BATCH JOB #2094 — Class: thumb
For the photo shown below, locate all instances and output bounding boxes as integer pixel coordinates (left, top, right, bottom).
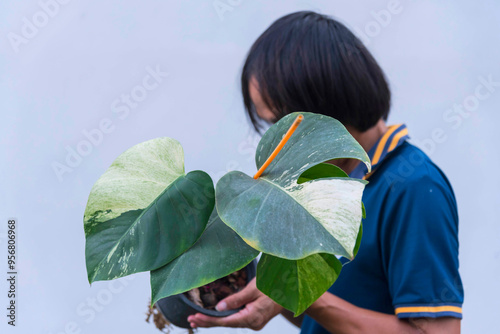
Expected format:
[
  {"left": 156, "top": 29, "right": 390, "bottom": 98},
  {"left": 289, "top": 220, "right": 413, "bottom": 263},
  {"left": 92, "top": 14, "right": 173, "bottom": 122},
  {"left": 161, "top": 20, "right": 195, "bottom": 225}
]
[{"left": 216, "top": 277, "right": 257, "bottom": 311}]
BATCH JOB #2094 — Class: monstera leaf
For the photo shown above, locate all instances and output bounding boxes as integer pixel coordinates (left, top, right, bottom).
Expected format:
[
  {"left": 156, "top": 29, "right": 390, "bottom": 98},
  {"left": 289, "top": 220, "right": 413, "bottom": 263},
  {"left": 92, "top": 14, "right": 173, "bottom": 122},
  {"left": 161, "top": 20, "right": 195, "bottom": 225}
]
[
  {"left": 255, "top": 164, "right": 365, "bottom": 315},
  {"left": 216, "top": 112, "right": 370, "bottom": 260},
  {"left": 84, "top": 138, "right": 215, "bottom": 283},
  {"left": 150, "top": 211, "right": 259, "bottom": 305},
  {"left": 216, "top": 112, "right": 370, "bottom": 315}
]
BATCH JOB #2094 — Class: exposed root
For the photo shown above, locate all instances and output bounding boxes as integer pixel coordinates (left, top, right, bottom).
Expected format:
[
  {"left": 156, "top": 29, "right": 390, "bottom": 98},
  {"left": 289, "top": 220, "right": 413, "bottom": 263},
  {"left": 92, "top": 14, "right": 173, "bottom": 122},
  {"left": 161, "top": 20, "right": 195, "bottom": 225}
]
[
  {"left": 187, "top": 289, "right": 203, "bottom": 308},
  {"left": 146, "top": 299, "right": 196, "bottom": 334},
  {"left": 146, "top": 300, "right": 172, "bottom": 333}
]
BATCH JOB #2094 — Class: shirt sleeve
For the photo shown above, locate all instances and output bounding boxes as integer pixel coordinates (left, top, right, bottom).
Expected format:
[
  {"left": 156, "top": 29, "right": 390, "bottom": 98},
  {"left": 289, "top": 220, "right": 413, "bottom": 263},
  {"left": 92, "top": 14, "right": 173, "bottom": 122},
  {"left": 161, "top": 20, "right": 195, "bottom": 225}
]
[{"left": 380, "top": 170, "right": 464, "bottom": 319}]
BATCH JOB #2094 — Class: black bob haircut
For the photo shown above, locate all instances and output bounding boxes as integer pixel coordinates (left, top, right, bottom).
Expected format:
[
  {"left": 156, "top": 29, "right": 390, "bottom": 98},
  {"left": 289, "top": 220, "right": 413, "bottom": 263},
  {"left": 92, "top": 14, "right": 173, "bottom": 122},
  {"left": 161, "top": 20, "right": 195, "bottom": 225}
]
[{"left": 241, "top": 11, "right": 391, "bottom": 132}]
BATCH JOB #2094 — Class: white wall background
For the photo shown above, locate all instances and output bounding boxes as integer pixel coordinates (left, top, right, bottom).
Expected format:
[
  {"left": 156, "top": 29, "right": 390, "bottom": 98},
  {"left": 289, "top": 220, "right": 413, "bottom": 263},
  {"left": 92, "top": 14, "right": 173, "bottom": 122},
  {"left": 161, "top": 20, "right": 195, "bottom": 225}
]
[{"left": 1, "top": 0, "right": 499, "bottom": 333}]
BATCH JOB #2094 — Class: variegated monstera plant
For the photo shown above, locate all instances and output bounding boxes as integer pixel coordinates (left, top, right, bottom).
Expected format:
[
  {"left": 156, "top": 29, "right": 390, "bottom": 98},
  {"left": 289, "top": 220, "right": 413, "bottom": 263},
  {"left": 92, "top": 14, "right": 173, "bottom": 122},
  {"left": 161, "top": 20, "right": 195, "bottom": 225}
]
[{"left": 84, "top": 112, "right": 371, "bottom": 316}]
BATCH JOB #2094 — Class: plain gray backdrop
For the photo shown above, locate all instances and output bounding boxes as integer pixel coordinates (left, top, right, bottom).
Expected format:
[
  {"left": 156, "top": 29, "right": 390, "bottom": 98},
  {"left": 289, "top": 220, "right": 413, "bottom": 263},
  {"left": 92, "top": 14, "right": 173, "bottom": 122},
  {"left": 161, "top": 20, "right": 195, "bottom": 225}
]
[{"left": 1, "top": 0, "right": 499, "bottom": 333}]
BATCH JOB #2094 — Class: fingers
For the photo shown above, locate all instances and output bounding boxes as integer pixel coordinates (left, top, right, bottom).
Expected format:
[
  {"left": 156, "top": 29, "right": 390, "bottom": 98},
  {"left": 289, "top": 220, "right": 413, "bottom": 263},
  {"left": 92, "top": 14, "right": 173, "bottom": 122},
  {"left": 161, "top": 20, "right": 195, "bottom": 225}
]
[
  {"left": 188, "top": 294, "right": 281, "bottom": 331},
  {"left": 188, "top": 305, "right": 267, "bottom": 330},
  {"left": 188, "top": 308, "right": 251, "bottom": 328},
  {"left": 216, "top": 277, "right": 258, "bottom": 311},
  {"left": 187, "top": 278, "right": 281, "bottom": 330},
  {"left": 188, "top": 313, "right": 221, "bottom": 328}
]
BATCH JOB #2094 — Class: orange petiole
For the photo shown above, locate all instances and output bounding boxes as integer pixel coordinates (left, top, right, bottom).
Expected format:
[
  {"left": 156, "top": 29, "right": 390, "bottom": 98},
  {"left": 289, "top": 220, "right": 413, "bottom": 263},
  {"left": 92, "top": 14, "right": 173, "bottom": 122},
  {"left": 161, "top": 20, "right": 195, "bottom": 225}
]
[{"left": 253, "top": 114, "right": 304, "bottom": 179}]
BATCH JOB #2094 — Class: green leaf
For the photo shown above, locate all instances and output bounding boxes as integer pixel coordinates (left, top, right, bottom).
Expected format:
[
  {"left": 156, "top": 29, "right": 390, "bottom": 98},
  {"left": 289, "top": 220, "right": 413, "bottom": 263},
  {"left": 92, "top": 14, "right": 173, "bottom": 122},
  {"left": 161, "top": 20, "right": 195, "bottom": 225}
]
[
  {"left": 256, "top": 253, "right": 342, "bottom": 316},
  {"left": 352, "top": 222, "right": 363, "bottom": 259},
  {"left": 216, "top": 112, "right": 370, "bottom": 260},
  {"left": 84, "top": 138, "right": 215, "bottom": 283},
  {"left": 298, "top": 163, "right": 348, "bottom": 184},
  {"left": 256, "top": 158, "right": 362, "bottom": 315},
  {"left": 150, "top": 212, "right": 259, "bottom": 305}
]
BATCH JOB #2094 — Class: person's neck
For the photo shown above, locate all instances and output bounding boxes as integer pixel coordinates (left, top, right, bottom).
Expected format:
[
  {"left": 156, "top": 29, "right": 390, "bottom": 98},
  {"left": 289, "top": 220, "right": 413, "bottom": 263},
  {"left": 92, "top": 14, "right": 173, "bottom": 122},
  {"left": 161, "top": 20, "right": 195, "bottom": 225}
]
[{"left": 332, "top": 120, "right": 388, "bottom": 175}]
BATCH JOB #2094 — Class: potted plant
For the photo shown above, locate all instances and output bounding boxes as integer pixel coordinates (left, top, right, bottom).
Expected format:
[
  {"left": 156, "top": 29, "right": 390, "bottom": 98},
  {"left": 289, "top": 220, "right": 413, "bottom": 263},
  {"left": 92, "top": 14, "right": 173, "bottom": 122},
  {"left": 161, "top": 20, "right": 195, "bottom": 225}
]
[
  {"left": 83, "top": 112, "right": 371, "bottom": 330},
  {"left": 154, "top": 260, "right": 256, "bottom": 329}
]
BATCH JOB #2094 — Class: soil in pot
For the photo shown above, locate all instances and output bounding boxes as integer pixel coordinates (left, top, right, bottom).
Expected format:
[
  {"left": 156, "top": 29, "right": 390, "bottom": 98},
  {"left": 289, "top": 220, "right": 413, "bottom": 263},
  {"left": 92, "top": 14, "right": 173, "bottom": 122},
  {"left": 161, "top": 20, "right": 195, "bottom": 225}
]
[
  {"left": 147, "top": 266, "right": 251, "bottom": 332},
  {"left": 183, "top": 268, "right": 247, "bottom": 310}
]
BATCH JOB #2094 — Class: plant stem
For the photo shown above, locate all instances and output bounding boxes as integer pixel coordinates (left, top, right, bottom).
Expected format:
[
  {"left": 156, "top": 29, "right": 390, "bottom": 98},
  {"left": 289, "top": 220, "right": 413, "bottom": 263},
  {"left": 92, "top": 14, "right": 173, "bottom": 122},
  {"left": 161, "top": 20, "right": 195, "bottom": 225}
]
[{"left": 253, "top": 114, "right": 304, "bottom": 179}]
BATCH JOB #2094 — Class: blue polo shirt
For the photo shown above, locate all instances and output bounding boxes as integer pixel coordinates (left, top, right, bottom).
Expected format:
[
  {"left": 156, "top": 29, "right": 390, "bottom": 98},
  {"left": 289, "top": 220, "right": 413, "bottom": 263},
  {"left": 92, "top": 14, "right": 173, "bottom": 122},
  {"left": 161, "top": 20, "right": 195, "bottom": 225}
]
[{"left": 300, "top": 124, "right": 463, "bottom": 333}]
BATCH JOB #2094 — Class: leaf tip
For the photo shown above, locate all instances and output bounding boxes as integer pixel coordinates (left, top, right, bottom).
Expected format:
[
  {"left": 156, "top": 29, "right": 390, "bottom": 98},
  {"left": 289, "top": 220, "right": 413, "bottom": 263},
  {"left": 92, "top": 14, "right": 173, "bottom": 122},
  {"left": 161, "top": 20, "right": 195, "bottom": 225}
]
[
  {"left": 365, "top": 161, "right": 372, "bottom": 173},
  {"left": 293, "top": 310, "right": 304, "bottom": 317}
]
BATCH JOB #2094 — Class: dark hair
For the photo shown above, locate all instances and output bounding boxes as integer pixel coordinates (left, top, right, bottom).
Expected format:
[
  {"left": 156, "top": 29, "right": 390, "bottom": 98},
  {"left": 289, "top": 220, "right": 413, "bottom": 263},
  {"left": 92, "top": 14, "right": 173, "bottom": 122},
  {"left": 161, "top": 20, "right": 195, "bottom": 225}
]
[{"left": 241, "top": 11, "right": 391, "bottom": 132}]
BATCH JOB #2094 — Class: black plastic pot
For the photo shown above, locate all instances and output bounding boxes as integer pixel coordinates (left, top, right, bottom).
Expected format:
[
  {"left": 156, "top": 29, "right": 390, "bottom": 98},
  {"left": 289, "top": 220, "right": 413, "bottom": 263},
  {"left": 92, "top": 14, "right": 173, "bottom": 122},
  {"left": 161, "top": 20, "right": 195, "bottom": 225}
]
[{"left": 155, "top": 260, "right": 257, "bottom": 329}]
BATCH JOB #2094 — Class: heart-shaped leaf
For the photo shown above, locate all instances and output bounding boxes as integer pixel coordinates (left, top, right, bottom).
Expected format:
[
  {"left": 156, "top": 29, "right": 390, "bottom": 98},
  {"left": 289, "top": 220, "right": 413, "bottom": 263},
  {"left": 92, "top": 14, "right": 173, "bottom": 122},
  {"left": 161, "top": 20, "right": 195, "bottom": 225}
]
[
  {"left": 216, "top": 112, "right": 370, "bottom": 260},
  {"left": 253, "top": 158, "right": 364, "bottom": 315},
  {"left": 84, "top": 138, "right": 215, "bottom": 283},
  {"left": 150, "top": 212, "right": 259, "bottom": 305},
  {"left": 256, "top": 253, "right": 342, "bottom": 316}
]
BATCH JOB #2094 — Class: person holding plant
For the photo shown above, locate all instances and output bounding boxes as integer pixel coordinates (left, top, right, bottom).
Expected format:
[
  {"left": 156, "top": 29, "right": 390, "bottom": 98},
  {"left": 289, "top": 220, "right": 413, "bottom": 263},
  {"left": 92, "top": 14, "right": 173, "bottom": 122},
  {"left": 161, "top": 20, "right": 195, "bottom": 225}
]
[{"left": 187, "top": 11, "right": 463, "bottom": 334}]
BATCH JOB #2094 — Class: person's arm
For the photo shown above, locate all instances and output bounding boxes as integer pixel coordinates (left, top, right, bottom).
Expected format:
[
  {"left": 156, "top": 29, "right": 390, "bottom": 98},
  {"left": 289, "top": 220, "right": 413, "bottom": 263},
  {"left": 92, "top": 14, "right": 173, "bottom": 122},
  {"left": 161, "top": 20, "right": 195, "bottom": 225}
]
[
  {"left": 188, "top": 279, "right": 460, "bottom": 333},
  {"left": 307, "top": 291, "right": 460, "bottom": 334}
]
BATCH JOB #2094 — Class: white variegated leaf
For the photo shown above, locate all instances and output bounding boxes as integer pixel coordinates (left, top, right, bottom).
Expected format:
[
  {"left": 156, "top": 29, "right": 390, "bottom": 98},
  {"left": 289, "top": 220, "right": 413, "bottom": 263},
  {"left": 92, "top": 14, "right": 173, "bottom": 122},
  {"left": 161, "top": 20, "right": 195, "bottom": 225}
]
[{"left": 84, "top": 138, "right": 215, "bottom": 283}]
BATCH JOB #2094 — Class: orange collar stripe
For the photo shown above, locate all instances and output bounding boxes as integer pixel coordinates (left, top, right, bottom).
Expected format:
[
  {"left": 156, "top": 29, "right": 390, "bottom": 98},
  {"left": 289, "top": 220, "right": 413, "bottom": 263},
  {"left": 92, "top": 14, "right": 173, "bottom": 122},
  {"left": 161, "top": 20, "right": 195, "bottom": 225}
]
[
  {"left": 371, "top": 124, "right": 401, "bottom": 166},
  {"left": 388, "top": 127, "right": 409, "bottom": 152}
]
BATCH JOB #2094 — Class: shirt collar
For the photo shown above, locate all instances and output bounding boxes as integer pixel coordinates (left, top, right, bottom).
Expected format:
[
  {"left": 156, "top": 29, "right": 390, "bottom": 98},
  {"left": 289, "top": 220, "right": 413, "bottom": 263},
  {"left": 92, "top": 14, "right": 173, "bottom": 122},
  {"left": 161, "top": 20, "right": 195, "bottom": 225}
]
[{"left": 349, "top": 124, "right": 409, "bottom": 180}]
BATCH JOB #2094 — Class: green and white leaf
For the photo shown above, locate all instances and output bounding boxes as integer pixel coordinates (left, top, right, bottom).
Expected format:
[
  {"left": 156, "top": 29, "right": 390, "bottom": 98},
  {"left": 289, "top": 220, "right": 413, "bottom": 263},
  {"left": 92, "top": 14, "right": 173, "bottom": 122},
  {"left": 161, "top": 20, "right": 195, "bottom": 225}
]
[
  {"left": 84, "top": 138, "right": 215, "bottom": 283},
  {"left": 151, "top": 212, "right": 259, "bottom": 305},
  {"left": 84, "top": 138, "right": 185, "bottom": 224},
  {"left": 256, "top": 253, "right": 342, "bottom": 316},
  {"left": 255, "top": 161, "right": 364, "bottom": 314},
  {"left": 216, "top": 112, "right": 370, "bottom": 260}
]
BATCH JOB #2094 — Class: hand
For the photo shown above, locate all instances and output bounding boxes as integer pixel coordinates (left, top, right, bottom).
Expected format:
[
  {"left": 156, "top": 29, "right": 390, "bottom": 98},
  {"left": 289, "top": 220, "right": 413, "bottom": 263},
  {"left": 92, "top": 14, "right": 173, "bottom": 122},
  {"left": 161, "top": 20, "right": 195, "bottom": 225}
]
[{"left": 187, "top": 277, "right": 283, "bottom": 330}]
